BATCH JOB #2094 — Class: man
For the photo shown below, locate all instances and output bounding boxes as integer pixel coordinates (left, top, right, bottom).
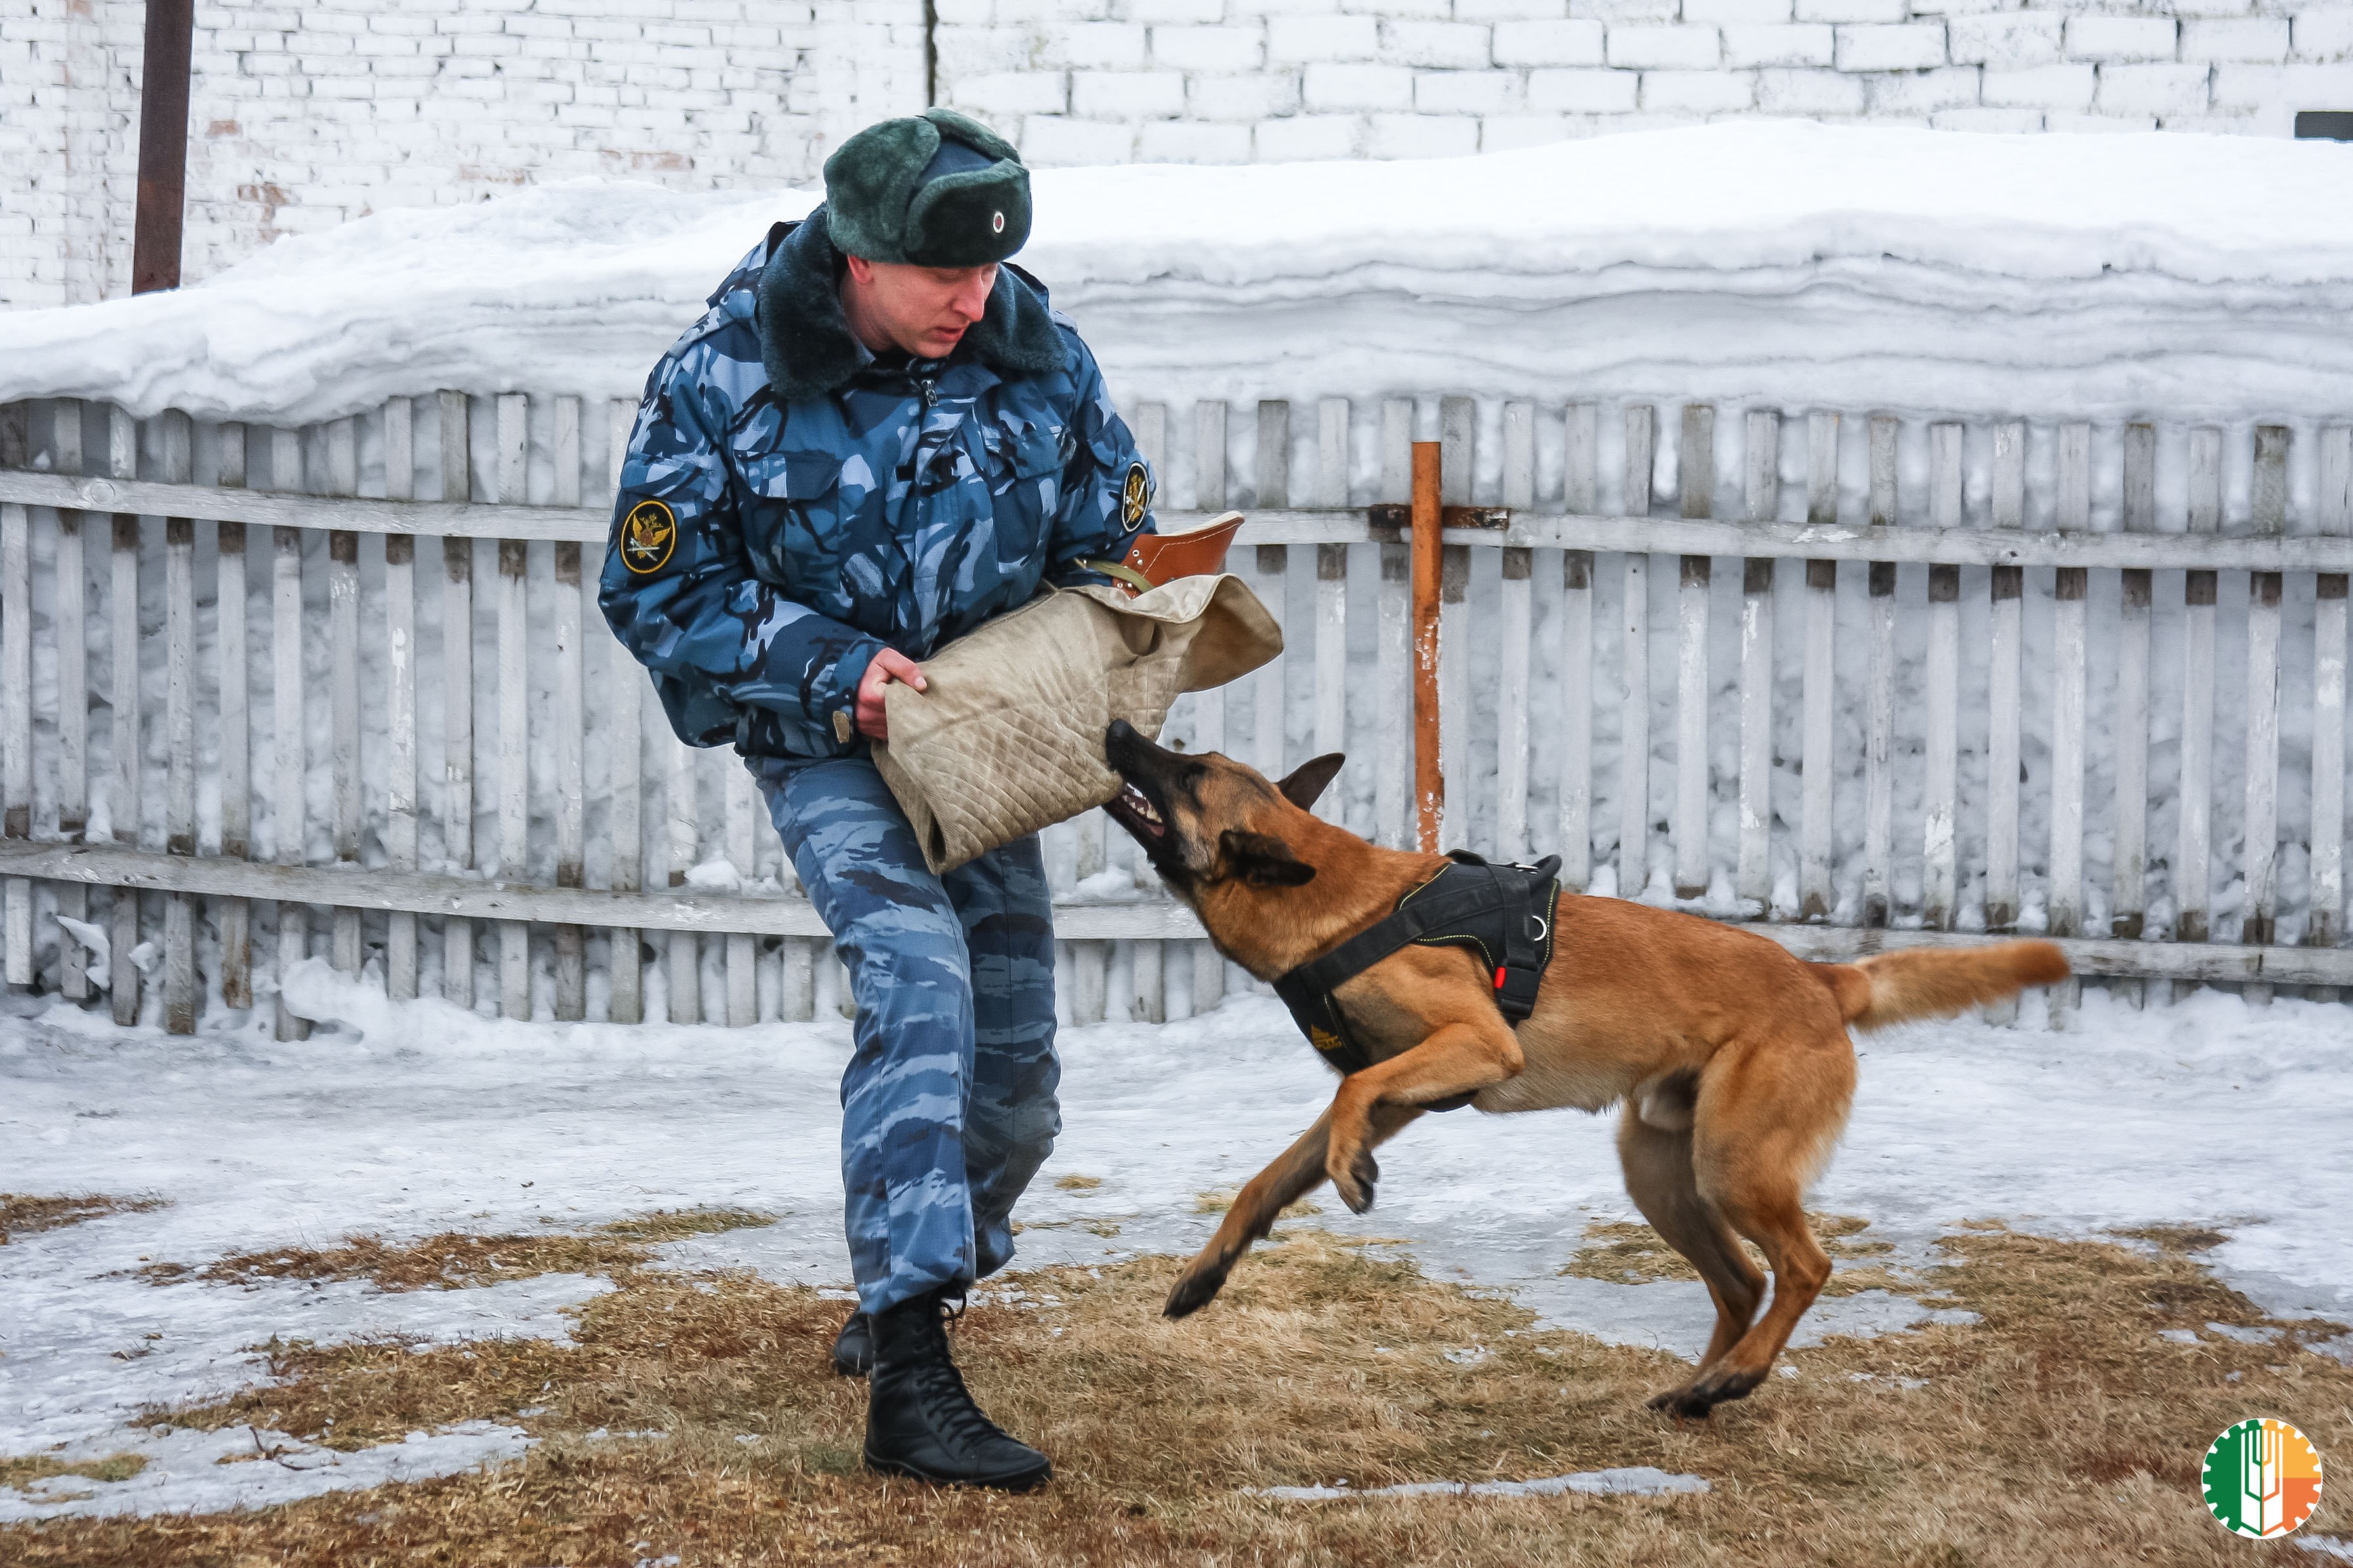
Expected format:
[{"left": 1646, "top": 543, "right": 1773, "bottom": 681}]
[{"left": 599, "top": 108, "right": 1155, "bottom": 1492}]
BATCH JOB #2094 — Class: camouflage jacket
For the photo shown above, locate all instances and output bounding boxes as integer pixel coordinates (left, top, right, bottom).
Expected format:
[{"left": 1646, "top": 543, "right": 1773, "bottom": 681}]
[{"left": 598, "top": 208, "right": 1157, "bottom": 761}]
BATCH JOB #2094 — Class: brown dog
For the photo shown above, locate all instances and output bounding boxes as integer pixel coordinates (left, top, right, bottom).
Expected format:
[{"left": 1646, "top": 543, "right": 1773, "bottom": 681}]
[{"left": 1101, "top": 719, "right": 2069, "bottom": 1416}]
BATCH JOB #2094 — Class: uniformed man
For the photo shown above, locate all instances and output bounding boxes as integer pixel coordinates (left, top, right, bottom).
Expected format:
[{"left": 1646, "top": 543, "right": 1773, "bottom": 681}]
[{"left": 599, "top": 108, "right": 1156, "bottom": 1492}]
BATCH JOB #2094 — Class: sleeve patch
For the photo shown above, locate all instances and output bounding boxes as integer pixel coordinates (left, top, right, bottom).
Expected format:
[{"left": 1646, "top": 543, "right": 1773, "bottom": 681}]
[
  {"left": 1120, "top": 460, "right": 1152, "bottom": 531},
  {"left": 621, "top": 498, "right": 678, "bottom": 574}
]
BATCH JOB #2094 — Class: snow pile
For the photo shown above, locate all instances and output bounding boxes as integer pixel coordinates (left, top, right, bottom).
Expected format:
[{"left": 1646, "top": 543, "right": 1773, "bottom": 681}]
[{"left": 5, "top": 121, "right": 2352, "bottom": 428}]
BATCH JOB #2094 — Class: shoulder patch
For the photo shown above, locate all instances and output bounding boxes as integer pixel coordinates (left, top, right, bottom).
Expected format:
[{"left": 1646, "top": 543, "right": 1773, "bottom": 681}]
[
  {"left": 620, "top": 498, "right": 678, "bottom": 574},
  {"left": 1120, "top": 460, "right": 1152, "bottom": 531}
]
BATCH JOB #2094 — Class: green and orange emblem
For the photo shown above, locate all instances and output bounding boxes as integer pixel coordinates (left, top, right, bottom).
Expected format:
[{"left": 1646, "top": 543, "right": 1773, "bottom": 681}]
[{"left": 2201, "top": 1418, "right": 2322, "bottom": 1538}]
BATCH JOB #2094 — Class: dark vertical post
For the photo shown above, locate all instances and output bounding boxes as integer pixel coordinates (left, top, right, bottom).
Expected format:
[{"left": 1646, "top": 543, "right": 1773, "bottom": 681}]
[{"left": 133, "top": 0, "right": 197, "bottom": 294}]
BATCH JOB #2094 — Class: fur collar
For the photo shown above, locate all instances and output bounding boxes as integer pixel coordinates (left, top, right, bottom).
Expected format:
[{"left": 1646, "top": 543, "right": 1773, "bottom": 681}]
[{"left": 754, "top": 208, "right": 1065, "bottom": 404}]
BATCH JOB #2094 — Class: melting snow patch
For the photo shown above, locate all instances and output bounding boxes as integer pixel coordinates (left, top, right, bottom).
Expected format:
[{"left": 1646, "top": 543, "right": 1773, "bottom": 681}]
[
  {"left": 0, "top": 1422, "right": 529, "bottom": 1521},
  {"left": 1254, "top": 1466, "right": 1710, "bottom": 1502},
  {"left": 2297, "top": 1536, "right": 2353, "bottom": 1563},
  {"left": 2157, "top": 1329, "right": 2202, "bottom": 1345}
]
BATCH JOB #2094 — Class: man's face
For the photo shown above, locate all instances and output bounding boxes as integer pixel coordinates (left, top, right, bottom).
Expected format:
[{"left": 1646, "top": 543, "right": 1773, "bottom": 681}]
[{"left": 844, "top": 256, "right": 998, "bottom": 360}]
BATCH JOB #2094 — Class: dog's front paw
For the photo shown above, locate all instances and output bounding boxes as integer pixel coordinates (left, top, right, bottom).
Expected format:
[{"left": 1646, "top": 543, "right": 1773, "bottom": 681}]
[
  {"left": 1327, "top": 1147, "right": 1380, "bottom": 1215},
  {"left": 1164, "top": 1258, "right": 1230, "bottom": 1319}
]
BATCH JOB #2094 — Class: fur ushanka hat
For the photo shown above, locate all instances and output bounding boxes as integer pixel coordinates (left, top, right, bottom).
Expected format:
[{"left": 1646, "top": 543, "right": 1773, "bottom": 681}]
[{"left": 821, "top": 109, "right": 1032, "bottom": 268}]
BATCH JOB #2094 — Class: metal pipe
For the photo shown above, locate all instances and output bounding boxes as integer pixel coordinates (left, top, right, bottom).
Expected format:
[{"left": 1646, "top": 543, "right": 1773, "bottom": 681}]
[
  {"left": 1410, "top": 441, "right": 1442, "bottom": 852},
  {"left": 133, "top": 0, "right": 196, "bottom": 294}
]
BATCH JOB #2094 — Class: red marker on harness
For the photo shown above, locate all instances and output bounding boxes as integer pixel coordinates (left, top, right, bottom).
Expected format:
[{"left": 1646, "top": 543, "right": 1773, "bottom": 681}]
[{"left": 1495, "top": 967, "right": 1507, "bottom": 990}]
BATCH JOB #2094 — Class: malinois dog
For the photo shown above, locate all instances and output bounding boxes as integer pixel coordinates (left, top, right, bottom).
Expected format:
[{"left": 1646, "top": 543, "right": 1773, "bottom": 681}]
[{"left": 1101, "top": 718, "right": 2069, "bottom": 1416}]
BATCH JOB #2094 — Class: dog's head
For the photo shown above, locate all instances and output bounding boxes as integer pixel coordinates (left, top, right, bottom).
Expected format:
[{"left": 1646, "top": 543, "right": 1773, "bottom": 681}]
[{"left": 1102, "top": 718, "right": 1343, "bottom": 905}]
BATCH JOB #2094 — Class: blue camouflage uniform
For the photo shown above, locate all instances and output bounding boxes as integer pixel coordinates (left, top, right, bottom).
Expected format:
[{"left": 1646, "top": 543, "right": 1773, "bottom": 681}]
[{"left": 600, "top": 209, "right": 1155, "bottom": 1316}]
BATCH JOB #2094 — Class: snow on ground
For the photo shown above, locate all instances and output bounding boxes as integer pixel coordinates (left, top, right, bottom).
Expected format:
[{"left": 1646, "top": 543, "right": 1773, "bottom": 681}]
[
  {"left": 3, "top": 959, "right": 2349, "bottom": 1519},
  {"left": 7, "top": 122, "right": 2352, "bottom": 432}
]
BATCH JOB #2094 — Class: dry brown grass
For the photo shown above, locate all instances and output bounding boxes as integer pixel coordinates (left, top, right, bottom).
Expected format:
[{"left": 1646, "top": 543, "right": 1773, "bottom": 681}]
[
  {"left": 0, "top": 1455, "right": 149, "bottom": 1495},
  {"left": 0, "top": 1193, "right": 165, "bottom": 1245},
  {"left": 136, "top": 1206, "right": 775, "bottom": 1291},
  {"left": 7, "top": 1223, "right": 2346, "bottom": 1566},
  {"left": 1561, "top": 1213, "right": 1909, "bottom": 1297}
]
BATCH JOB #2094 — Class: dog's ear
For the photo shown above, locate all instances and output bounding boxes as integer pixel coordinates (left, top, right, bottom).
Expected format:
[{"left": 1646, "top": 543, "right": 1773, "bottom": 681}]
[
  {"left": 1277, "top": 752, "right": 1345, "bottom": 811},
  {"left": 1219, "top": 828, "right": 1317, "bottom": 887}
]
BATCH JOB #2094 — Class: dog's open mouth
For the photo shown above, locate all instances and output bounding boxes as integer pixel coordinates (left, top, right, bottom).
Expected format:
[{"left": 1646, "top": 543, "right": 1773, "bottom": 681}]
[{"left": 1106, "top": 778, "right": 1167, "bottom": 841}]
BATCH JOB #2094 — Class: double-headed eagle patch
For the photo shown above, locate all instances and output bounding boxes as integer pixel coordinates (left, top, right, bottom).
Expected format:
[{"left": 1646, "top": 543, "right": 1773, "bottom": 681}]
[
  {"left": 1120, "top": 460, "right": 1151, "bottom": 531},
  {"left": 620, "top": 498, "right": 677, "bottom": 574}
]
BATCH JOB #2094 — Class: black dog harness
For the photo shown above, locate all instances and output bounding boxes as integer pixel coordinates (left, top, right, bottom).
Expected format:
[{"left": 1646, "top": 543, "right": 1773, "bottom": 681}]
[{"left": 1271, "top": 852, "right": 1563, "bottom": 1095}]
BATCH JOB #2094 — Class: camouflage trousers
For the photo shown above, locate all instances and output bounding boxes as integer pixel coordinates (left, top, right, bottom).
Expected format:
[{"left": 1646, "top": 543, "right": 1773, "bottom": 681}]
[{"left": 750, "top": 754, "right": 1061, "bottom": 1317}]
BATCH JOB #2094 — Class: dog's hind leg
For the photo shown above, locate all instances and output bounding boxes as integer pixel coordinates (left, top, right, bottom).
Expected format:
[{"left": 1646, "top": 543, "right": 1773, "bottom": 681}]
[
  {"left": 1618, "top": 1104, "right": 1765, "bottom": 1382},
  {"left": 1162, "top": 1100, "right": 1423, "bottom": 1319},
  {"left": 1651, "top": 1034, "right": 1854, "bottom": 1418}
]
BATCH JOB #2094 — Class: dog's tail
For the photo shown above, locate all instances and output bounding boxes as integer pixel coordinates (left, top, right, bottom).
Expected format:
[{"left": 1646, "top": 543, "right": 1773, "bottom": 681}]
[{"left": 1811, "top": 940, "right": 2070, "bottom": 1032}]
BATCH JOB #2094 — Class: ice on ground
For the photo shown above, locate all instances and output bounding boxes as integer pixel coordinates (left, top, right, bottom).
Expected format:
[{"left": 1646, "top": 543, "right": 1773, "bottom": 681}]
[
  {"left": 1254, "top": 1465, "right": 1712, "bottom": 1501},
  {"left": 3, "top": 967, "right": 2349, "bottom": 1519},
  {"left": 0, "top": 1422, "right": 531, "bottom": 1523},
  {"left": 7, "top": 123, "right": 2351, "bottom": 430}
]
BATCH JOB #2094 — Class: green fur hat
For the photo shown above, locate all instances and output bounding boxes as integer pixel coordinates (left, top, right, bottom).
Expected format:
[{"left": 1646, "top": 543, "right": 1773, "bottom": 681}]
[{"left": 821, "top": 109, "right": 1031, "bottom": 268}]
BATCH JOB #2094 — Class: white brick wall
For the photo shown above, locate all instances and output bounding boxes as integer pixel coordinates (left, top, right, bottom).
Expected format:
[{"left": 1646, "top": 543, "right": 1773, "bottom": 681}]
[
  {"left": 10, "top": 0, "right": 2353, "bottom": 309},
  {"left": 952, "top": 0, "right": 2353, "bottom": 168},
  {"left": 3, "top": 0, "right": 923, "bottom": 309}
]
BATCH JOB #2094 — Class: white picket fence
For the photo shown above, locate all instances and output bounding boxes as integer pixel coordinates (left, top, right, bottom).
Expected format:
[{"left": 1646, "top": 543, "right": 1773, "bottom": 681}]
[{"left": 0, "top": 392, "right": 2346, "bottom": 1038}]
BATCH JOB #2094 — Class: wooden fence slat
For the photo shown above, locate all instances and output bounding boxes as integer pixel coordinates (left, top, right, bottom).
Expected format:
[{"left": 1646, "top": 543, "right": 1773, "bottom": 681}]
[
  {"left": 440, "top": 390, "right": 475, "bottom": 1009},
  {"left": 2110, "top": 422, "right": 2156, "bottom": 1010},
  {"left": 726, "top": 761, "right": 758, "bottom": 1026},
  {"left": 1317, "top": 397, "right": 1349, "bottom": 828},
  {"left": 1, "top": 495, "right": 28, "bottom": 986},
  {"left": 1923, "top": 422, "right": 1963, "bottom": 933},
  {"left": 1984, "top": 422, "right": 2026, "bottom": 936},
  {"left": 381, "top": 400, "right": 418, "bottom": 1001},
  {"left": 270, "top": 427, "right": 306, "bottom": 1038},
  {"left": 1561, "top": 403, "right": 1597, "bottom": 893},
  {"left": 498, "top": 534, "right": 531, "bottom": 1019},
  {"left": 602, "top": 396, "right": 645, "bottom": 1023},
  {"left": 1736, "top": 408, "right": 1776, "bottom": 912},
  {"left": 12, "top": 837, "right": 2348, "bottom": 983},
  {"left": 495, "top": 395, "right": 531, "bottom": 1020},
  {"left": 2241, "top": 425, "right": 2289, "bottom": 1006},
  {"left": 215, "top": 424, "right": 251, "bottom": 1009},
  {"left": 161, "top": 412, "right": 198, "bottom": 1031},
  {"left": 1374, "top": 399, "right": 1410, "bottom": 854},
  {"left": 2176, "top": 426, "right": 2222, "bottom": 1001},
  {"left": 1437, "top": 397, "right": 1473, "bottom": 854},
  {"left": 110, "top": 409, "right": 143, "bottom": 1026},
  {"left": 548, "top": 395, "right": 586, "bottom": 1022},
  {"left": 1674, "top": 404, "right": 1713, "bottom": 899},
  {"left": 1799, "top": 411, "right": 1837, "bottom": 920},
  {"left": 2047, "top": 422, "right": 2091, "bottom": 1020},
  {"left": 1620, "top": 403, "right": 1654, "bottom": 900},
  {"left": 22, "top": 469, "right": 2353, "bottom": 571},
  {"left": 54, "top": 405, "right": 91, "bottom": 999},
  {"left": 328, "top": 417, "right": 363, "bottom": 978},
  {"left": 1498, "top": 399, "right": 1534, "bottom": 861},
  {"left": 2312, "top": 424, "right": 2351, "bottom": 1004},
  {"left": 554, "top": 538, "right": 588, "bottom": 1021},
  {"left": 666, "top": 730, "right": 701, "bottom": 1025},
  {"left": 1862, "top": 412, "right": 1898, "bottom": 929},
  {"left": 1254, "top": 399, "right": 1289, "bottom": 784}
]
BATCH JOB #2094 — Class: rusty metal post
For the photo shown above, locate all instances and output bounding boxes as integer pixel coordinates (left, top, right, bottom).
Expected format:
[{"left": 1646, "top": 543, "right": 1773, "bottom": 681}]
[
  {"left": 1410, "top": 441, "right": 1442, "bottom": 851},
  {"left": 133, "top": 0, "right": 197, "bottom": 294}
]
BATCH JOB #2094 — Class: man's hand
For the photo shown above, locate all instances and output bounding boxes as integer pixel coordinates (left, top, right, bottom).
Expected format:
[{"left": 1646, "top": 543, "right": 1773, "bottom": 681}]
[{"left": 854, "top": 647, "right": 928, "bottom": 742}]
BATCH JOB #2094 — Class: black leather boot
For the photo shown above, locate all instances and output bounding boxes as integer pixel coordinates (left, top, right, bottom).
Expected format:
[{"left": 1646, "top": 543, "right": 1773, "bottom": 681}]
[
  {"left": 863, "top": 1290, "right": 1051, "bottom": 1491},
  {"left": 831, "top": 1312, "right": 874, "bottom": 1378}
]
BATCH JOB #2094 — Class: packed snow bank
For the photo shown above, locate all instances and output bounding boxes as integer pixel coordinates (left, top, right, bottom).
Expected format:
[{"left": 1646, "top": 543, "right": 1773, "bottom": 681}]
[{"left": 6, "top": 121, "right": 2352, "bottom": 429}]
